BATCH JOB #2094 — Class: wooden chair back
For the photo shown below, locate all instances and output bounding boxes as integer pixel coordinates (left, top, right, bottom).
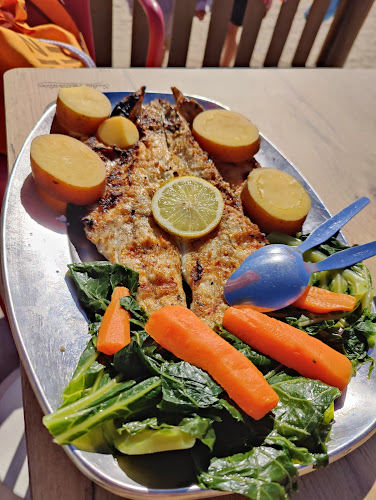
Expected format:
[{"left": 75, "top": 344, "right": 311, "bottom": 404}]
[{"left": 90, "top": 0, "right": 373, "bottom": 68}]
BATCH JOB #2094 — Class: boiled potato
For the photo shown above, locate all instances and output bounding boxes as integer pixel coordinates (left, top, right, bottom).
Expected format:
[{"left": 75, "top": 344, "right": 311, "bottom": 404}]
[
  {"left": 30, "top": 134, "right": 106, "bottom": 205},
  {"left": 35, "top": 183, "right": 67, "bottom": 214},
  {"left": 192, "top": 109, "right": 260, "bottom": 162},
  {"left": 97, "top": 116, "right": 139, "bottom": 149},
  {"left": 50, "top": 114, "right": 82, "bottom": 138},
  {"left": 56, "top": 85, "right": 112, "bottom": 136},
  {"left": 242, "top": 168, "right": 311, "bottom": 235}
]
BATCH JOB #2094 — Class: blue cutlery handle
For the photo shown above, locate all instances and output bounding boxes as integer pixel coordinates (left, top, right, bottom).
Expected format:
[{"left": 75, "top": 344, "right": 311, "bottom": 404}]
[
  {"left": 299, "top": 197, "right": 370, "bottom": 254},
  {"left": 315, "top": 241, "right": 376, "bottom": 272}
]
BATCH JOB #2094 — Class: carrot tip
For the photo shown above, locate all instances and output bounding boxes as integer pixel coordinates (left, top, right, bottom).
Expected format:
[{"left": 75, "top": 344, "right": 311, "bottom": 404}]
[{"left": 97, "top": 286, "right": 131, "bottom": 355}]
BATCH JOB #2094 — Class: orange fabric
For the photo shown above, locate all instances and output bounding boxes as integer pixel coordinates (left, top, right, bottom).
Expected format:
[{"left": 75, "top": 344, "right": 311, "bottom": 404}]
[
  {"left": 0, "top": 0, "right": 92, "bottom": 154},
  {"left": 26, "top": 0, "right": 82, "bottom": 43},
  {"left": 0, "top": 0, "right": 26, "bottom": 22}
]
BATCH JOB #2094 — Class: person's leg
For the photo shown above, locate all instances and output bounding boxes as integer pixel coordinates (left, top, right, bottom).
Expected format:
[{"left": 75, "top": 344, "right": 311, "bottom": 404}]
[
  {"left": 220, "top": 22, "right": 240, "bottom": 67},
  {"left": 220, "top": 0, "right": 247, "bottom": 67}
]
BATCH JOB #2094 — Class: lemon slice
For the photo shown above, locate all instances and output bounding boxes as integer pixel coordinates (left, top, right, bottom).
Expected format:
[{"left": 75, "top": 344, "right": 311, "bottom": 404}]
[{"left": 151, "top": 176, "right": 224, "bottom": 238}]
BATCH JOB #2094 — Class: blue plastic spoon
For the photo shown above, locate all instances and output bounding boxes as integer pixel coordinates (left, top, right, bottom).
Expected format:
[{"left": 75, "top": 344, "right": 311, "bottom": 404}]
[{"left": 224, "top": 197, "right": 373, "bottom": 311}]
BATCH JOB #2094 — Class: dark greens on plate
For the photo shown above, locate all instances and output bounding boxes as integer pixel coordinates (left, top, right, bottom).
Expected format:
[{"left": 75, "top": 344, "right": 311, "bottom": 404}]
[{"left": 43, "top": 237, "right": 376, "bottom": 500}]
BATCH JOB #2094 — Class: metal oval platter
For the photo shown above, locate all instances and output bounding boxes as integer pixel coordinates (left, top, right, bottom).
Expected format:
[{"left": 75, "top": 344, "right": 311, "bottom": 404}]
[{"left": 2, "top": 92, "right": 376, "bottom": 499}]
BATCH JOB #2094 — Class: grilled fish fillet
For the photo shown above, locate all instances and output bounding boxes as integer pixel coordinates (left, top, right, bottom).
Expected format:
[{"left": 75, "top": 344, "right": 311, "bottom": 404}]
[
  {"left": 82, "top": 101, "right": 187, "bottom": 314},
  {"left": 83, "top": 91, "right": 267, "bottom": 325},
  {"left": 160, "top": 99, "right": 267, "bottom": 326}
]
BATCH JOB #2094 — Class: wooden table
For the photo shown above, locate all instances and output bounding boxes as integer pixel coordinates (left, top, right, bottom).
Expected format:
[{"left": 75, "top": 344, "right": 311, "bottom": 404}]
[{"left": 3, "top": 67, "right": 376, "bottom": 500}]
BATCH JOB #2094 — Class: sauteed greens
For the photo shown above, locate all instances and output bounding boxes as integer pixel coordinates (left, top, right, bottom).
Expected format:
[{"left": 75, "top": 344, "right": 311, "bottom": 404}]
[{"left": 43, "top": 237, "right": 376, "bottom": 500}]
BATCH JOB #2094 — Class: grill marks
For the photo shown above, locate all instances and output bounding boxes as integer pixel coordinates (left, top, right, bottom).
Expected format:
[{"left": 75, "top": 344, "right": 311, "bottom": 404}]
[
  {"left": 179, "top": 204, "right": 267, "bottom": 327},
  {"left": 192, "top": 260, "right": 203, "bottom": 283},
  {"left": 83, "top": 95, "right": 267, "bottom": 325}
]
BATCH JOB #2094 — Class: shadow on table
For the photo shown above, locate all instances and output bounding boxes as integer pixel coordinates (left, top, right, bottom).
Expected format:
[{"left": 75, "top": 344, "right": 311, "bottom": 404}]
[
  {"left": 0, "top": 313, "right": 18, "bottom": 384},
  {"left": 0, "top": 369, "right": 30, "bottom": 499}
]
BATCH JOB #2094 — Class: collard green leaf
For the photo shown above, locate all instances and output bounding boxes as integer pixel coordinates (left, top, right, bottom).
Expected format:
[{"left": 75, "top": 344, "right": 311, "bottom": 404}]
[
  {"left": 120, "top": 295, "right": 149, "bottom": 328},
  {"left": 44, "top": 344, "right": 136, "bottom": 437},
  {"left": 317, "top": 239, "right": 348, "bottom": 255},
  {"left": 68, "top": 262, "right": 139, "bottom": 320},
  {"left": 71, "top": 423, "right": 115, "bottom": 454},
  {"left": 179, "top": 415, "right": 216, "bottom": 450},
  {"left": 342, "top": 329, "right": 374, "bottom": 371},
  {"left": 264, "top": 433, "right": 313, "bottom": 465},
  {"left": 108, "top": 264, "right": 139, "bottom": 295},
  {"left": 217, "top": 398, "right": 244, "bottom": 422},
  {"left": 88, "top": 319, "right": 101, "bottom": 338},
  {"left": 44, "top": 377, "right": 162, "bottom": 445},
  {"left": 114, "top": 338, "right": 160, "bottom": 380},
  {"left": 60, "top": 339, "right": 104, "bottom": 406},
  {"left": 158, "top": 361, "right": 223, "bottom": 413},
  {"left": 269, "top": 372, "right": 340, "bottom": 454},
  {"left": 352, "top": 312, "right": 376, "bottom": 340},
  {"left": 44, "top": 373, "right": 137, "bottom": 437},
  {"left": 121, "top": 414, "right": 215, "bottom": 450},
  {"left": 198, "top": 446, "right": 298, "bottom": 500},
  {"left": 284, "top": 314, "right": 339, "bottom": 332}
]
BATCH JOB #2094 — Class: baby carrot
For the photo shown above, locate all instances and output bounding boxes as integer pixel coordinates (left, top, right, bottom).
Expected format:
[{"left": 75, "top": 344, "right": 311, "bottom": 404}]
[
  {"left": 292, "top": 285, "right": 356, "bottom": 313},
  {"left": 145, "top": 305, "right": 279, "bottom": 420},
  {"left": 96, "top": 286, "right": 131, "bottom": 355},
  {"left": 223, "top": 307, "right": 352, "bottom": 391}
]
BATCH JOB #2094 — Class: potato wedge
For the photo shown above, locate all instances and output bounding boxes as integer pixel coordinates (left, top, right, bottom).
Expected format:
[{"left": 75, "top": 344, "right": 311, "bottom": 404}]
[
  {"left": 97, "top": 116, "right": 139, "bottom": 149},
  {"left": 30, "top": 134, "right": 106, "bottom": 205},
  {"left": 192, "top": 109, "right": 260, "bottom": 162},
  {"left": 242, "top": 168, "right": 311, "bottom": 235},
  {"left": 56, "top": 86, "right": 112, "bottom": 136}
]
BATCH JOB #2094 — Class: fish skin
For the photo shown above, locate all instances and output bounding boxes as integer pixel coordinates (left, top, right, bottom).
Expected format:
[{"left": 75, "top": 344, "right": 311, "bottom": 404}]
[
  {"left": 171, "top": 86, "right": 204, "bottom": 126},
  {"left": 110, "top": 86, "right": 146, "bottom": 120},
  {"left": 83, "top": 92, "right": 267, "bottom": 324}
]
